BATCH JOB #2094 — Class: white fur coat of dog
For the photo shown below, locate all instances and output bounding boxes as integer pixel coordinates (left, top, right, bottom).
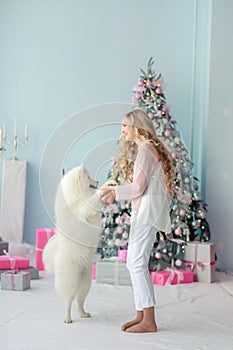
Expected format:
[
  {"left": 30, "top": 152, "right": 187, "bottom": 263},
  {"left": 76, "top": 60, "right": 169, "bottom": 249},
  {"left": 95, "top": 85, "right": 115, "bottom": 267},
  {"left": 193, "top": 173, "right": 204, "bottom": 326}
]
[{"left": 43, "top": 164, "right": 102, "bottom": 323}]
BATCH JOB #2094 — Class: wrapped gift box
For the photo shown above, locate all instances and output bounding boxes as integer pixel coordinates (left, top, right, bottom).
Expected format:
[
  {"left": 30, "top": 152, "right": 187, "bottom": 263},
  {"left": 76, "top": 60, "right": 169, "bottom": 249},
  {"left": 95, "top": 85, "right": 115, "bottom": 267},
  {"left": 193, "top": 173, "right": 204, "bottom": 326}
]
[
  {"left": 92, "top": 263, "right": 96, "bottom": 280},
  {"left": 183, "top": 242, "right": 215, "bottom": 283},
  {"left": 0, "top": 269, "right": 7, "bottom": 279},
  {"left": 118, "top": 249, "right": 128, "bottom": 263},
  {"left": 0, "top": 240, "right": 9, "bottom": 255},
  {"left": 1, "top": 271, "right": 31, "bottom": 291},
  {"left": 150, "top": 269, "right": 194, "bottom": 286},
  {"left": 36, "top": 228, "right": 55, "bottom": 270},
  {"left": 19, "top": 266, "right": 39, "bottom": 280},
  {"left": 1, "top": 266, "right": 39, "bottom": 280},
  {"left": 96, "top": 258, "right": 132, "bottom": 286},
  {"left": 0, "top": 255, "right": 30, "bottom": 270}
]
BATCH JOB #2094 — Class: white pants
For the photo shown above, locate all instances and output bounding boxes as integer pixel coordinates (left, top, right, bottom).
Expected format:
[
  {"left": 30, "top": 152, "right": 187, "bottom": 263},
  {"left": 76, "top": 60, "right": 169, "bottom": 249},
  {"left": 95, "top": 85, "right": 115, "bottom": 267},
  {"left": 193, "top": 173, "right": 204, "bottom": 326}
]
[{"left": 126, "top": 224, "right": 157, "bottom": 311}]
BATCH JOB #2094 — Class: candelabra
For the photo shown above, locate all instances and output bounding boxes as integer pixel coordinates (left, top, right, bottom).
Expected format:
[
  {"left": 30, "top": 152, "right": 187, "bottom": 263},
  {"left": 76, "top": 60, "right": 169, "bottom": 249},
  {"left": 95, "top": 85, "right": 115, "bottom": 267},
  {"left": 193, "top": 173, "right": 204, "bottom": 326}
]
[{"left": 0, "top": 118, "right": 28, "bottom": 160}]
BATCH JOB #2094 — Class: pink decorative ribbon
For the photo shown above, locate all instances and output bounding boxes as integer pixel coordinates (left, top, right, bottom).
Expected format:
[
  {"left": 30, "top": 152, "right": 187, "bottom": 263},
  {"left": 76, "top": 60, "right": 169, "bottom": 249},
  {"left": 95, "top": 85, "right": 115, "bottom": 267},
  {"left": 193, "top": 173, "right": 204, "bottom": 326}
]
[
  {"left": 165, "top": 268, "right": 184, "bottom": 285},
  {"left": 3, "top": 250, "right": 17, "bottom": 272},
  {"left": 11, "top": 272, "right": 16, "bottom": 290},
  {"left": 183, "top": 243, "right": 215, "bottom": 275},
  {"left": 3, "top": 250, "right": 17, "bottom": 290}
]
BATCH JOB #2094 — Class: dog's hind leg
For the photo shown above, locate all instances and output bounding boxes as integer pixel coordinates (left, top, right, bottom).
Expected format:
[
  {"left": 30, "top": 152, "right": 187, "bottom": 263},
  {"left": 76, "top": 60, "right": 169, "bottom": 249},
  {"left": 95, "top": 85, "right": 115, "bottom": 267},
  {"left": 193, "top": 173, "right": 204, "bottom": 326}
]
[
  {"left": 64, "top": 298, "right": 73, "bottom": 323},
  {"left": 76, "top": 263, "right": 92, "bottom": 318},
  {"left": 77, "top": 299, "right": 91, "bottom": 318}
]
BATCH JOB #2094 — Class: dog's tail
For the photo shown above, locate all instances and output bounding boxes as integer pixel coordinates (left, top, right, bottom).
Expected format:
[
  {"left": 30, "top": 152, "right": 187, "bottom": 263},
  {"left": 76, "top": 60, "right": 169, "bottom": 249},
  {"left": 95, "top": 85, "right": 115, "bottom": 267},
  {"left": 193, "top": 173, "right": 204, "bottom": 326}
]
[{"left": 42, "top": 234, "right": 58, "bottom": 274}]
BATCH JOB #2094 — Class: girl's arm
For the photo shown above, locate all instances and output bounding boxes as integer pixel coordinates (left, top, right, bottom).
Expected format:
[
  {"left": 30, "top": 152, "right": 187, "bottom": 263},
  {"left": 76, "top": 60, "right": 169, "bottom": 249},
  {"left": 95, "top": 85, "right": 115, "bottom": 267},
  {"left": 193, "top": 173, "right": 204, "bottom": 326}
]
[{"left": 115, "top": 144, "right": 157, "bottom": 201}]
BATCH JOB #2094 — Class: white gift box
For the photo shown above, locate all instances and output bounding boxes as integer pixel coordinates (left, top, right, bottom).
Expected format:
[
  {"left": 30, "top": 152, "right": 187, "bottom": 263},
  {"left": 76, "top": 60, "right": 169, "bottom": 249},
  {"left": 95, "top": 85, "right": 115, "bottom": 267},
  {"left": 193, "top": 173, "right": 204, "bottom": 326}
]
[
  {"left": 1, "top": 271, "right": 31, "bottom": 291},
  {"left": 96, "top": 258, "right": 132, "bottom": 286},
  {"left": 183, "top": 242, "right": 215, "bottom": 283}
]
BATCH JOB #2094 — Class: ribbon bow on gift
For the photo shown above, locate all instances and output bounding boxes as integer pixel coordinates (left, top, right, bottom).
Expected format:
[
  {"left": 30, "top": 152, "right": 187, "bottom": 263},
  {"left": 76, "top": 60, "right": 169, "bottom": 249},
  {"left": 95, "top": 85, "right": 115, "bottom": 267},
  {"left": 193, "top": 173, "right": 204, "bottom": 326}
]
[
  {"left": 165, "top": 268, "right": 184, "bottom": 285},
  {"left": 185, "top": 260, "right": 215, "bottom": 272},
  {"left": 3, "top": 250, "right": 17, "bottom": 273},
  {"left": 183, "top": 243, "right": 215, "bottom": 274},
  {"left": 3, "top": 250, "right": 18, "bottom": 290}
]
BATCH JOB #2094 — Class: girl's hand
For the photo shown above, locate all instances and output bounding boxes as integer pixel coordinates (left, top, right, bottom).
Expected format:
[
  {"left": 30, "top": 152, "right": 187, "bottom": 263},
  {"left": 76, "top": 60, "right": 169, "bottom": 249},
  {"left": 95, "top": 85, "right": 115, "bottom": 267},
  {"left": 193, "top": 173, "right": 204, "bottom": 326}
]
[{"left": 99, "top": 185, "right": 116, "bottom": 206}]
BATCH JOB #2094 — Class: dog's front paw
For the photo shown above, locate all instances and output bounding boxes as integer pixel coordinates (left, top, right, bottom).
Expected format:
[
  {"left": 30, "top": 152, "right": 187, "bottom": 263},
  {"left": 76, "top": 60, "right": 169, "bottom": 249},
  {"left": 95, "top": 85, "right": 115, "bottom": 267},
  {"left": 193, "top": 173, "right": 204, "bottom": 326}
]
[{"left": 64, "top": 316, "right": 73, "bottom": 324}]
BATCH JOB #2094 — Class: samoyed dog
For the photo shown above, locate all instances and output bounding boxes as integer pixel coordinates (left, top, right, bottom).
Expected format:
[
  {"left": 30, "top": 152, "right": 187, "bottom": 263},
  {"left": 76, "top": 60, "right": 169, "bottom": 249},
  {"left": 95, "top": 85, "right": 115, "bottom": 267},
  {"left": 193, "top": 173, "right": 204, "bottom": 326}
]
[{"left": 43, "top": 164, "right": 102, "bottom": 323}]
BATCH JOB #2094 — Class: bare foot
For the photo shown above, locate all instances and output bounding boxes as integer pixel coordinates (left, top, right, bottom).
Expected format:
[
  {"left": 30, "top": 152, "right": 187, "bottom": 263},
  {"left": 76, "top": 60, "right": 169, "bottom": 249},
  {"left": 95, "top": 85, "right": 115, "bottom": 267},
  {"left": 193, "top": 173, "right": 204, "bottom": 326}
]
[
  {"left": 125, "top": 321, "right": 158, "bottom": 333},
  {"left": 80, "top": 312, "right": 91, "bottom": 318},
  {"left": 121, "top": 317, "right": 143, "bottom": 331}
]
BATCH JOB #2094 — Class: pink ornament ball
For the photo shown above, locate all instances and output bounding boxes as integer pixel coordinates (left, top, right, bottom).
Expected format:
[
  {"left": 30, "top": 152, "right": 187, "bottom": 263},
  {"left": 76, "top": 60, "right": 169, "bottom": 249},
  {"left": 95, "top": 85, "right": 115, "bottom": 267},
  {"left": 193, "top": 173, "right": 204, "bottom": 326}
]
[
  {"left": 157, "top": 110, "right": 163, "bottom": 117},
  {"left": 148, "top": 112, "right": 154, "bottom": 119},
  {"left": 146, "top": 80, "right": 152, "bottom": 87},
  {"left": 134, "top": 93, "right": 141, "bottom": 100},
  {"left": 171, "top": 152, "right": 177, "bottom": 159},
  {"left": 115, "top": 216, "right": 122, "bottom": 224},
  {"left": 164, "top": 130, "right": 171, "bottom": 137},
  {"left": 137, "top": 78, "right": 144, "bottom": 86},
  {"left": 179, "top": 209, "right": 186, "bottom": 217},
  {"left": 174, "top": 227, "right": 182, "bottom": 235},
  {"left": 155, "top": 252, "right": 161, "bottom": 259},
  {"left": 156, "top": 87, "right": 162, "bottom": 94},
  {"left": 117, "top": 227, "right": 123, "bottom": 234}
]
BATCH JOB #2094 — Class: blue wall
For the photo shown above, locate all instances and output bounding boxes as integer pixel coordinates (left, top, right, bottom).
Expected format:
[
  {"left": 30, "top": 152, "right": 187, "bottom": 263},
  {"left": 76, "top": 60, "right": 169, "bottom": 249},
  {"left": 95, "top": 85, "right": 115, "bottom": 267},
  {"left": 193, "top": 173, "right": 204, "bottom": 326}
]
[
  {"left": 0, "top": 0, "right": 197, "bottom": 241},
  {"left": 206, "top": 0, "right": 233, "bottom": 270}
]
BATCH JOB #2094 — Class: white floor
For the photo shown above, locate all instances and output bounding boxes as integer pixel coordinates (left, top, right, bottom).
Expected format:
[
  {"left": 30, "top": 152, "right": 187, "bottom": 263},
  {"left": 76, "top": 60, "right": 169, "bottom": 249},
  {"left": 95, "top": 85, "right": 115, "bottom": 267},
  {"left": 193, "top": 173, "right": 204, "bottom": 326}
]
[{"left": 1, "top": 270, "right": 233, "bottom": 350}]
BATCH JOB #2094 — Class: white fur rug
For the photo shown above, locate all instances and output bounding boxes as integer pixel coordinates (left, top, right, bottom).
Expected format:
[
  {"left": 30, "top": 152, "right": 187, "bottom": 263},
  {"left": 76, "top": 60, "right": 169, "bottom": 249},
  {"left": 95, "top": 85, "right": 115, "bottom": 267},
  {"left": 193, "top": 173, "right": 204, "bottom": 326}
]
[{"left": 1, "top": 270, "right": 233, "bottom": 350}]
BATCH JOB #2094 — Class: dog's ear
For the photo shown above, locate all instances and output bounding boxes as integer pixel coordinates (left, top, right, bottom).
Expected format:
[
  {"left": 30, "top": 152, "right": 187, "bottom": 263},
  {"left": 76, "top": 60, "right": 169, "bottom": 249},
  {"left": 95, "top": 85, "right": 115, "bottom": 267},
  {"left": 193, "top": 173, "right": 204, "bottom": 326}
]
[{"left": 79, "top": 163, "right": 85, "bottom": 173}]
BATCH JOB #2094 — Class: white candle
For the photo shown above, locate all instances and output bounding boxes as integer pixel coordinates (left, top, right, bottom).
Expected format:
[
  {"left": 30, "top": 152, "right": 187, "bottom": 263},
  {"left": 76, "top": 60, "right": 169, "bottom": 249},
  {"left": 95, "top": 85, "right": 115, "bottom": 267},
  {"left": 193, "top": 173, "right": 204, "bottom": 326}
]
[
  {"left": 0, "top": 129, "right": 2, "bottom": 149},
  {"left": 3, "top": 123, "right": 6, "bottom": 140},
  {"left": 14, "top": 118, "right": 17, "bottom": 136},
  {"left": 25, "top": 123, "right": 28, "bottom": 140}
]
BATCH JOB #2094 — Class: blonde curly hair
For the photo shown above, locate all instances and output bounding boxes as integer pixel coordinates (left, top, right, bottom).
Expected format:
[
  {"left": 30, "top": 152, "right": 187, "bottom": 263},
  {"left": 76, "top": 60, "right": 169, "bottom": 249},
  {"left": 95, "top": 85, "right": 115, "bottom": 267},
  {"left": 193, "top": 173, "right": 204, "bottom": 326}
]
[{"left": 111, "top": 109, "right": 175, "bottom": 198}]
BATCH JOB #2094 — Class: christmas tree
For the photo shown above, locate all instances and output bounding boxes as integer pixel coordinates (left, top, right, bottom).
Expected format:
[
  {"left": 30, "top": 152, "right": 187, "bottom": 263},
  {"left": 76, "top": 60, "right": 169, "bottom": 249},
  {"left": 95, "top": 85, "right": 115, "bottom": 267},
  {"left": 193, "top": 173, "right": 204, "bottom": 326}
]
[
  {"left": 98, "top": 200, "right": 131, "bottom": 257},
  {"left": 98, "top": 57, "right": 211, "bottom": 270}
]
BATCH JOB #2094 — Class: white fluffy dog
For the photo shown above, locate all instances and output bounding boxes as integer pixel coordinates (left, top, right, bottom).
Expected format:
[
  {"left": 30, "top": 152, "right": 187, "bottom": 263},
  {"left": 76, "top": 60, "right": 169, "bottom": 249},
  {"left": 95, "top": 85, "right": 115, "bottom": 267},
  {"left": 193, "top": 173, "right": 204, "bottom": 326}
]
[{"left": 43, "top": 164, "right": 102, "bottom": 323}]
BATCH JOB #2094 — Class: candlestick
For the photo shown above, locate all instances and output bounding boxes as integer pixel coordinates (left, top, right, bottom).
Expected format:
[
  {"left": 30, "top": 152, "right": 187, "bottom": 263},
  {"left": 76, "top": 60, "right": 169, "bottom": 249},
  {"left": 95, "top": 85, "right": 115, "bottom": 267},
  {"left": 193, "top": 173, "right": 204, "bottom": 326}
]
[
  {"left": 0, "top": 128, "right": 2, "bottom": 149},
  {"left": 1, "top": 119, "right": 28, "bottom": 159},
  {"left": 25, "top": 123, "right": 28, "bottom": 141},
  {"left": 14, "top": 118, "right": 17, "bottom": 137},
  {"left": 3, "top": 124, "right": 6, "bottom": 140}
]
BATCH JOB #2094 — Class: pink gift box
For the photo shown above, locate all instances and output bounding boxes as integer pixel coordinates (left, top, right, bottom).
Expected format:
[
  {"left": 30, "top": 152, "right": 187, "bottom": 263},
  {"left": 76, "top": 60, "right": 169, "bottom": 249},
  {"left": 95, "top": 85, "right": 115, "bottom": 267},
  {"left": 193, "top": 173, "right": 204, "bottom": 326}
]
[
  {"left": 92, "top": 264, "right": 96, "bottom": 280},
  {"left": 118, "top": 249, "right": 128, "bottom": 263},
  {"left": 36, "top": 228, "right": 55, "bottom": 270},
  {"left": 0, "top": 255, "right": 30, "bottom": 270},
  {"left": 150, "top": 269, "right": 194, "bottom": 286}
]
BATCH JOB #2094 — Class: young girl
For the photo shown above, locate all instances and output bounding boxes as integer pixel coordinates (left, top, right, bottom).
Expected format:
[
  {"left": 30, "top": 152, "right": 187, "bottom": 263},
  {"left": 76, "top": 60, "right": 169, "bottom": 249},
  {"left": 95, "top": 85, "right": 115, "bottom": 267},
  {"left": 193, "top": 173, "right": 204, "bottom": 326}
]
[{"left": 100, "top": 108, "right": 174, "bottom": 333}]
